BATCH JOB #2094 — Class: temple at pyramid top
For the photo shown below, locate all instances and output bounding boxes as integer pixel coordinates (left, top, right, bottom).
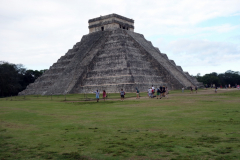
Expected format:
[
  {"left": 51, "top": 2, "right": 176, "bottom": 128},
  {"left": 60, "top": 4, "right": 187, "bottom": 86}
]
[{"left": 88, "top": 13, "right": 134, "bottom": 33}]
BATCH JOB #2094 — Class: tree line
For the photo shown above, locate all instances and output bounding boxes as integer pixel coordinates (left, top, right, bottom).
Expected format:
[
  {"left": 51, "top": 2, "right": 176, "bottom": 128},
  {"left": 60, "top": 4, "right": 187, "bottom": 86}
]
[
  {"left": 1, "top": 61, "right": 239, "bottom": 97},
  {"left": 0, "top": 61, "right": 46, "bottom": 97},
  {"left": 195, "top": 70, "right": 240, "bottom": 87}
]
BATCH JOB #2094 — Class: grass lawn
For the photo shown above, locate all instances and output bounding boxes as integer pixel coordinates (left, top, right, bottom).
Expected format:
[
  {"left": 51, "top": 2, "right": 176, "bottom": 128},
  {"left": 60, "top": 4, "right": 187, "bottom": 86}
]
[{"left": 0, "top": 89, "right": 240, "bottom": 160}]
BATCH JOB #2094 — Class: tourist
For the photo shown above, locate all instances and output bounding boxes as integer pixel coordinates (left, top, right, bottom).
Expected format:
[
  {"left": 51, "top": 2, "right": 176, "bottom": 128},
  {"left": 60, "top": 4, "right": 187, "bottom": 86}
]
[
  {"left": 182, "top": 87, "right": 184, "bottom": 93},
  {"left": 152, "top": 88, "right": 155, "bottom": 98},
  {"left": 215, "top": 86, "right": 218, "bottom": 93},
  {"left": 162, "top": 86, "right": 166, "bottom": 97},
  {"left": 157, "top": 87, "right": 161, "bottom": 99},
  {"left": 103, "top": 90, "right": 106, "bottom": 101},
  {"left": 195, "top": 86, "right": 198, "bottom": 93},
  {"left": 120, "top": 89, "right": 125, "bottom": 101},
  {"left": 148, "top": 88, "right": 152, "bottom": 98},
  {"left": 159, "top": 86, "right": 163, "bottom": 98},
  {"left": 94, "top": 90, "right": 100, "bottom": 102},
  {"left": 152, "top": 85, "right": 155, "bottom": 96},
  {"left": 190, "top": 86, "right": 193, "bottom": 93},
  {"left": 136, "top": 88, "right": 140, "bottom": 99}
]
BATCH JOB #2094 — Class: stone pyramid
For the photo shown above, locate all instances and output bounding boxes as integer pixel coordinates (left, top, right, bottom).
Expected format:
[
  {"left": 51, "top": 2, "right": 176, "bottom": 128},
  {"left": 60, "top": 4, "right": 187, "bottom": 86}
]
[{"left": 20, "top": 14, "right": 203, "bottom": 95}]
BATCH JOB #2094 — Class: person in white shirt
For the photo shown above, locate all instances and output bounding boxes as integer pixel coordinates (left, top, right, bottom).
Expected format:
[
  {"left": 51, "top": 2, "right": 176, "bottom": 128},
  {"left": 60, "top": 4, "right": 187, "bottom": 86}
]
[
  {"left": 148, "top": 88, "right": 152, "bottom": 98},
  {"left": 93, "top": 90, "right": 100, "bottom": 102},
  {"left": 152, "top": 85, "right": 155, "bottom": 90},
  {"left": 152, "top": 85, "right": 155, "bottom": 97}
]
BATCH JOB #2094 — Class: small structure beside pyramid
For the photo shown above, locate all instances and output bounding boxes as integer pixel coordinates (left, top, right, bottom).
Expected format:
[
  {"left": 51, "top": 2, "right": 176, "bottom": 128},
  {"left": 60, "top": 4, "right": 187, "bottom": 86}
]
[{"left": 19, "top": 13, "right": 203, "bottom": 95}]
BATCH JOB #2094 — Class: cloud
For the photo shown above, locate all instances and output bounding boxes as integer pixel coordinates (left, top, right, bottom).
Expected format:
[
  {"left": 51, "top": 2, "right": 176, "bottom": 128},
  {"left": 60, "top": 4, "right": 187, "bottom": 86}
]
[
  {"left": 0, "top": 0, "right": 240, "bottom": 75},
  {"left": 165, "top": 39, "right": 239, "bottom": 55},
  {"left": 153, "top": 38, "right": 240, "bottom": 75}
]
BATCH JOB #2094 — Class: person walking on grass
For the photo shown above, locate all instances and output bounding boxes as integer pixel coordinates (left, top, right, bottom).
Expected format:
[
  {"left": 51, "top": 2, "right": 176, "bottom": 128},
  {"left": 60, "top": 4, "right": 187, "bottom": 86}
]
[
  {"left": 215, "top": 86, "right": 218, "bottom": 93},
  {"left": 103, "top": 90, "right": 106, "bottom": 101},
  {"left": 182, "top": 87, "right": 184, "bottom": 93},
  {"left": 159, "top": 86, "right": 163, "bottom": 98},
  {"left": 162, "top": 86, "right": 166, "bottom": 97},
  {"left": 152, "top": 85, "right": 155, "bottom": 97},
  {"left": 152, "top": 88, "right": 155, "bottom": 98},
  {"left": 195, "top": 86, "right": 198, "bottom": 93},
  {"left": 136, "top": 88, "right": 140, "bottom": 99},
  {"left": 190, "top": 86, "right": 193, "bottom": 94},
  {"left": 148, "top": 88, "right": 152, "bottom": 98},
  {"left": 157, "top": 87, "right": 161, "bottom": 99},
  {"left": 94, "top": 90, "right": 100, "bottom": 102},
  {"left": 120, "top": 89, "right": 125, "bottom": 101}
]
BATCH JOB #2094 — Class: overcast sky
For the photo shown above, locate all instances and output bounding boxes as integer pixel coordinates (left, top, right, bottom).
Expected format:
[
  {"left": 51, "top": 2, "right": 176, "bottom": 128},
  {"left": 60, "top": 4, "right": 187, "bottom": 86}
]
[{"left": 0, "top": 0, "right": 240, "bottom": 76}]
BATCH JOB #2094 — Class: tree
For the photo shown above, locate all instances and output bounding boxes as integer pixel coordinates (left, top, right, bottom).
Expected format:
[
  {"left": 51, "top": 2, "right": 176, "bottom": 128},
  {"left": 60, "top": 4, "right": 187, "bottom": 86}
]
[
  {"left": 0, "top": 62, "right": 22, "bottom": 97},
  {"left": 0, "top": 61, "right": 46, "bottom": 97},
  {"left": 196, "top": 70, "right": 240, "bottom": 87}
]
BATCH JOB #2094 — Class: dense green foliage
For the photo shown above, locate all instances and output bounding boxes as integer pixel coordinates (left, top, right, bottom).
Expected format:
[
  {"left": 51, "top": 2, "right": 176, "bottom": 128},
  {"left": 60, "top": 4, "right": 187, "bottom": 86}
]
[
  {"left": 1, "top": 89, "right": 240, "bottom": 159},
  {"left": 196, "top": 70, "right": 240, "bottom": 87},
  {"left": 0, "top": 61, "right": 46, "bottom": 97}
]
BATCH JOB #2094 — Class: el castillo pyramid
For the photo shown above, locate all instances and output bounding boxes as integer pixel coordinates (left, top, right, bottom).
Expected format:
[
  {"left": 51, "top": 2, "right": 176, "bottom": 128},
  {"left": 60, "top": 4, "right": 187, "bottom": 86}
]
[{"left": 19, "top": 13, "right": 203, "bottom": 95}]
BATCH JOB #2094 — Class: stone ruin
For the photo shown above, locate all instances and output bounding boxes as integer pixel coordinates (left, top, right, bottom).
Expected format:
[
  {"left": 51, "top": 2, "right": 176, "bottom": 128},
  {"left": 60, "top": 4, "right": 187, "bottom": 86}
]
[{"left": 19, "top": 13, "right": 203, "bottom": 95}]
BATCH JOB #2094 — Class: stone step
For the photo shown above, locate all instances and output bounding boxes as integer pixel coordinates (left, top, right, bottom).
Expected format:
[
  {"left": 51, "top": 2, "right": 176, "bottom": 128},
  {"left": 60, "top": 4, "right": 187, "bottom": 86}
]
[
  {"left": 100, "top": 46, "right": 140, "bottom": 53},
  {"left": 97, "top": 49, "right": 144, "bottom": 59},
  {"left": 87, "top": 67, "right": 159, "bottom": 78},
  {"left": 82, "top": 75, "right": 163, "bottom": 86},
  {"left": 93, "top": 60, "right": 151, "bottom": 70},
  {"left": 105, "top": 36, "right": 132, "bottom": 43},
  {"left": 104, "top": 38, "right": 133, "bottom": 44},
  {"left": 103, "top": 41, "right": 134, "bottom": 49}
]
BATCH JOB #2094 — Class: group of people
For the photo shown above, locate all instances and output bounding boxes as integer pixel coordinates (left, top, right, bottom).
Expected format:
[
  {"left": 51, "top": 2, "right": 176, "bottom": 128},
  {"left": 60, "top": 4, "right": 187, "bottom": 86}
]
[
  {"left": 93, "top": 90, "right": 107, "bottom": 102},
  {"left": 93, "top": 85, "right": 169, "bottom": 102},
  {"left": 189, "top": 86, "right": 198, "bottom": 93},
  {"left": 148, "top": 85, "right": 168, "bottom": 99},
  {"left": 93, "top": 89, "right": 126, "bottom": 102}
]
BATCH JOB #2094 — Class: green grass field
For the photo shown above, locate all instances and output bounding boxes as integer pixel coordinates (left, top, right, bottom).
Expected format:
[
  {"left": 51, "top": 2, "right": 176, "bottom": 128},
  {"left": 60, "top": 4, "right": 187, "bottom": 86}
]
[{"left": 1, "top": 89, "right": 240, "bottom": 160}]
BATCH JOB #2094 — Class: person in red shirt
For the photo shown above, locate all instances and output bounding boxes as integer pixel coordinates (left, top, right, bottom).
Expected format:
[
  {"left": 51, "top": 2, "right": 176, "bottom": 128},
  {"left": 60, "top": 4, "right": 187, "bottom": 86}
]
[{"left": 103, "top": 90, "right": 106, "bottom": 101}]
